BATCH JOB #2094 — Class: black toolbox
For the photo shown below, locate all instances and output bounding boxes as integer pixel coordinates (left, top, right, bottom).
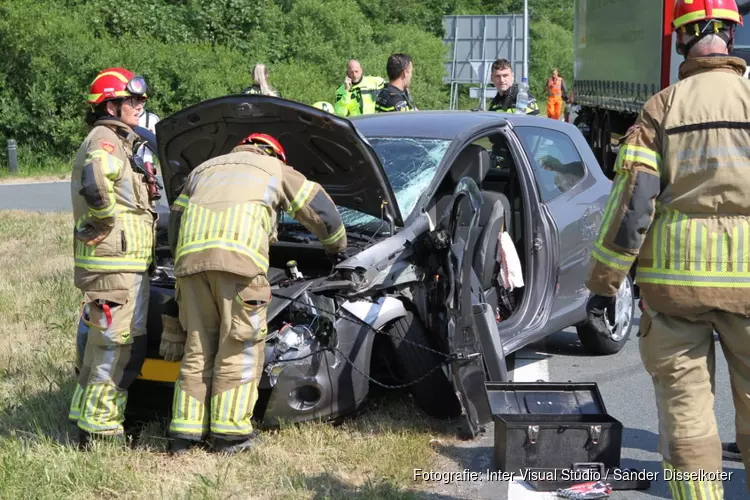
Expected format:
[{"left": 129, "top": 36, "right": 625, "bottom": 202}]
[{"left": 487, "top": 381, "right": 651, "bottom": 491}]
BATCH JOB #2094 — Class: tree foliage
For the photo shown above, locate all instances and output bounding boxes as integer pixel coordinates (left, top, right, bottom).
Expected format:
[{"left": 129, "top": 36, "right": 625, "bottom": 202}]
[{"left": 0, "top": 0, "right": 573, "bottom": 167}]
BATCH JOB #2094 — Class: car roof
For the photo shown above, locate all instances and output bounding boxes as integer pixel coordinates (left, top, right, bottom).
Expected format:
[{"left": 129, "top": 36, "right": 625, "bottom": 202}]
[{"left": 350, "top": 110, "right": 575, "bottom": 140}]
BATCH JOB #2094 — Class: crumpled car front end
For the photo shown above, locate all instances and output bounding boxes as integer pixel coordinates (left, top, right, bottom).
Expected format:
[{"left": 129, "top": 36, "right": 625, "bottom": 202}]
[{"left": 128, "top": 225, "right": 415, "bottom": 428}]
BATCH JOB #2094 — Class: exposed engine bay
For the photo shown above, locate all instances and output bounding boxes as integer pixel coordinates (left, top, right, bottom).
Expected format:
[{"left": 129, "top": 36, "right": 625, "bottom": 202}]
[{"left": 146, "top": 221, "right": 414, "bottom": 426}]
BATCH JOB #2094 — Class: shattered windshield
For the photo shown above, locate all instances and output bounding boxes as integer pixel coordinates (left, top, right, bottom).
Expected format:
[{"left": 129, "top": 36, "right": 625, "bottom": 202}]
[{"left": 281, "top": 137, "right": 450, "bottom": 231}]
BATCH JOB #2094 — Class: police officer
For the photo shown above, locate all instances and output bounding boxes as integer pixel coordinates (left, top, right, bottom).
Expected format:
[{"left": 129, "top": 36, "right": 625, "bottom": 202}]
[
  {"left": 375, "top": 53, "right": 417, "bottom": 112},
  {"left": 69, "top": 68, "right": 157, "bottom": 449},
  {"left": 487, "top": 59, "right": 539, "bottom": 115},
  {"left": 163, "top": 133, "right": 347, "bottom": 454},
  {"left": 242, "top": 63, "right": 281, "bottom": 97},
  {"left": 334, "top": 59, "right": 385, "bottom": 117},
  {"left": 585, "top": 1, "right": 750, "bottom": 496}
]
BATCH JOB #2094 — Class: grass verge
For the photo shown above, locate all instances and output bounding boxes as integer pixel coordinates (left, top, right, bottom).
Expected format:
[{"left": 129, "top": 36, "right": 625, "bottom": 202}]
[{"left": 0, "top": 211, "right": 460, "bottom": 500}]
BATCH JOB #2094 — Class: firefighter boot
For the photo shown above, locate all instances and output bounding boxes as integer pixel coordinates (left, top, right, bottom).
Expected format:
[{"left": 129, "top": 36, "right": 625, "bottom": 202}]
[
  {"left": 168, "top": 438, "right": 194, "bottom": 456},
  {"left": 212, "top": 430, "right": 260, "bottom": 455},
  {"left": 722, "top": 442, "right": 742, "bottom": 462},
  {"left": 77, "top": 429, "right": 126, "bottom": 451}
]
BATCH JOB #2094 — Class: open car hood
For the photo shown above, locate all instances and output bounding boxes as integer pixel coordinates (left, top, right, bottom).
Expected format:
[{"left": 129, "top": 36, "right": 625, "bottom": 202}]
[{"left": 155, "top": 95, "right": 403, "bottom": 225}]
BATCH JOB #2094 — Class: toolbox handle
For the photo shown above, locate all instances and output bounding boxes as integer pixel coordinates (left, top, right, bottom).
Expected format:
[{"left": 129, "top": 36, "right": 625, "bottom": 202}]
[
  {"left": 526, "top": 425, "right": 539, "bottom": 445},
  {"left": 586, "top": 425, "right": 602, "bottom": 447},
  {"left": 572, "top": 462, "right": 605, "bottom": 476}
]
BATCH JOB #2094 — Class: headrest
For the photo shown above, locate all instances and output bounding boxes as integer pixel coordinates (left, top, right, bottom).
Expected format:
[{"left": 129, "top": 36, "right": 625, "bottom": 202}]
[{"left": 450, "top": 144, "right": 491, "bottom": 184}]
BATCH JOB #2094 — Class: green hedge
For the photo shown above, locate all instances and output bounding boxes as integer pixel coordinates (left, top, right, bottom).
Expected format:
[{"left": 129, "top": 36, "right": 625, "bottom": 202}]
[{"left": 0, "top": 0, "right": 573, "bottom": 170}]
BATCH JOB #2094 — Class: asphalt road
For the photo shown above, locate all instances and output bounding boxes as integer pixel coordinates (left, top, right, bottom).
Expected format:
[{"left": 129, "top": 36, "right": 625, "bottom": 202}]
[
  {"left": 3, "top": 179, "right": 746, "bottom": 499},
  {"left": 426, "top": 309, "right": 747, "bottom": 500},
  {"left": 0, "top": 179, "right": 170, "bottom": 213},
  {"left": 0, "top": 181, "right": 74, "bottom": 212}
]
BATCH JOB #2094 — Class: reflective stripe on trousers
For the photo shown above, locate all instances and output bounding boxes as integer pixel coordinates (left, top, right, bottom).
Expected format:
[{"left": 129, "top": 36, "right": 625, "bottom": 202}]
[
  {"left": 68, "top": 273, "right": 149, "bottom": 435},
  {"left": 169, "top": 378, "right": 260, "bottom": 438}
]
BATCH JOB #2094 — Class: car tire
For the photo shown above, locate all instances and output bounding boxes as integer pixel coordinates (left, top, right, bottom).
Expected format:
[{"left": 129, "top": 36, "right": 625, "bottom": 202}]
[
  {"left": 387, "top": 311, "right": 462, "bottom": 418},
  {"left": 576, "top": 276, "right": 635, "bottom": 355}
]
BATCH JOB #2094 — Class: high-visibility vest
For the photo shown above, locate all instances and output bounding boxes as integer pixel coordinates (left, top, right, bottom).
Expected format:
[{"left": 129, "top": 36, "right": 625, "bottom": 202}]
[{"left": 548, "top": 78, "right": 562, "bottom": 98}]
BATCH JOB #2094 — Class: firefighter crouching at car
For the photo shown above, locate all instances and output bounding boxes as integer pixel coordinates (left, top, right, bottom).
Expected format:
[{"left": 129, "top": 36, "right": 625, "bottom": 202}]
[
  {"left": 162, "top": 133, "right": 347, "bottom": 455},
  {"left": 585, "top": 1, "right": 750, "bottom": 497},
  {"left": 68, "top": 68, "right": 157, "bottom": 449}
]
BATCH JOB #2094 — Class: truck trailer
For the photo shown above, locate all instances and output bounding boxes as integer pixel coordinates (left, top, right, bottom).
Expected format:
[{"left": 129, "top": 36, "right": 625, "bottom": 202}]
[{"left": 571, "top": 0, "right": 750, "bottom": 177}]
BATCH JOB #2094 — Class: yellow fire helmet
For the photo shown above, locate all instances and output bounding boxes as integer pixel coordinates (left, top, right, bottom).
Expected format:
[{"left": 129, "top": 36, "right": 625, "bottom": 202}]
[{"left": 312, "top": 101, "right": 334, "bottom": 113}]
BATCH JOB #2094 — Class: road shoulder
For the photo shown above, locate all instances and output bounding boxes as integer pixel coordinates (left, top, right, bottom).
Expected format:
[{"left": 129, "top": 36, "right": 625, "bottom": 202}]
[{"left": 0, "top": 174, "right": 71, "bottom": 185}]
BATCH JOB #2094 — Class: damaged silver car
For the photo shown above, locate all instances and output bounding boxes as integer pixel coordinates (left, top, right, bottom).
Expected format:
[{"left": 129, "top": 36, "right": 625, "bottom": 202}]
[{"left": 128, "top": 95, "right": 635, "bottom": 438}]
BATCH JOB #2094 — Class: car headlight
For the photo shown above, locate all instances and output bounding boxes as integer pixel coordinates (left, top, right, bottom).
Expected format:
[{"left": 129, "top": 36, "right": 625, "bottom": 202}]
[{"left": 276, "top": 324, "right": 313, "bottom": 353}]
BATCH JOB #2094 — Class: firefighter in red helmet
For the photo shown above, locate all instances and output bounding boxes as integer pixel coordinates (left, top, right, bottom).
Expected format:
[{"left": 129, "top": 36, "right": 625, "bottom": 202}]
[
  {"left": 68, "top": 67, "right": 158, "bottom": 449},
  {"left": 163, "top": 132, "right": 347, "bottom": 454},
  {"left": 586, "top": 0, "right": 750, "bottom": 497}
]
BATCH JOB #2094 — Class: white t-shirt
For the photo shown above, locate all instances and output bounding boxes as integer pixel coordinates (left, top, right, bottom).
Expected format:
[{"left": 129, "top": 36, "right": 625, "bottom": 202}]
[{"left": 137, "top": 111, "right": 160, "bottom": 167}]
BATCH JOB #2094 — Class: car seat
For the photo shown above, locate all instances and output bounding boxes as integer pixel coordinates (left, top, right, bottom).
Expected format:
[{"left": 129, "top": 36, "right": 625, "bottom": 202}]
[{"left": 448, "top": 145, "right": 514, "bottom": 313}]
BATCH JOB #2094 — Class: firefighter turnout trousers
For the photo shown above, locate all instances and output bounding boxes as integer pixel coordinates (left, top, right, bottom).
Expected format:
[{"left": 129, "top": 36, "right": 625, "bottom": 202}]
[
  {"left": 639, "top": 306, "right": 750, "bottom": 497},
  {"left": 68, "top": 272, "right": 149, "bottom": 436},
  {"left": 168, "top": 271, "right": 269, "bottom": 441}
]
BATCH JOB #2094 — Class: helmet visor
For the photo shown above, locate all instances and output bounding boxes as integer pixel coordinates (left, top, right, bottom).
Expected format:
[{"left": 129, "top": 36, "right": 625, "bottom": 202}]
[{"left": 126, "top": 76, "right": 149, "bottom": 97}]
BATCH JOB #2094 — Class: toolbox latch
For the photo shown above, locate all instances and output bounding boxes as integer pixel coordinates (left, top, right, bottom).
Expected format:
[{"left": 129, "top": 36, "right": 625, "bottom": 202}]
[
  {"left": 526, "top": 425, "right": 539, "bottom": 445},
  {"left": 589, "top": 425, "right": 602, "bottom": 445}
]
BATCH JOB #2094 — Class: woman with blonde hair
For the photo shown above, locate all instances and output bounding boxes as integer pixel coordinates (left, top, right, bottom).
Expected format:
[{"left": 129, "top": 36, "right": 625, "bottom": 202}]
[{"left": 243, "top": 63, "right": 280, "bottom": 97}]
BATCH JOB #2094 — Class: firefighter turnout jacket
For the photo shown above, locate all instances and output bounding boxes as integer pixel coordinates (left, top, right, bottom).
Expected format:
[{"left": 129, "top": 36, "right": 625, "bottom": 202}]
[
  {"left": 375, "top": 84, "right": 417, "bottom": 112},
  {"left": 489, "top": 83, "right": 540, "bottom": 115},
  {"left": 168, "top": 145, "right": 348, "bottom": 279},
  {"left": 71, "top": 119, "right": 157, "bottom": 288},
  {"left": 335, "top": 75, "right": 385, "bottom": 116},
  {"left": 586, "top": 56, "right": 750, "bottom": 317}
]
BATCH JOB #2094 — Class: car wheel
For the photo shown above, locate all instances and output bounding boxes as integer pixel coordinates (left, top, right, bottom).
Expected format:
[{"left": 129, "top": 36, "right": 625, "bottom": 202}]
[
  {"left": 387, "top": 311, "right": 461, "bottom": 418},
  {"left": 576, "top": 276, "right": 635, "bottom": 355}
]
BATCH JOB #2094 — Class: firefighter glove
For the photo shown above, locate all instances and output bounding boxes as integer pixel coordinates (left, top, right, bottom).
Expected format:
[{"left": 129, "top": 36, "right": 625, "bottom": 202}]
[
  {"left": 159, "top": 298, "right": 186, "bottom": 362},
  {"left": 588, "top": 294, "right": 617, "bottom": 326},
  {"left": 327, "top": 251, "right": 347, "bottom": 266}
]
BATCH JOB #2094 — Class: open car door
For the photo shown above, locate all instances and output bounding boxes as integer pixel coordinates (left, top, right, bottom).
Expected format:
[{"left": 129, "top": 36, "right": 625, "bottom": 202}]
[{"left": 432, "top": 177, "right": 498, "bottom": 439}]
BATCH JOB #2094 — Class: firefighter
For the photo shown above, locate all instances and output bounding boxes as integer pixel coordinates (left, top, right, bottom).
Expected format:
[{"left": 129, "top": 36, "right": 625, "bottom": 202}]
[
  {"left": 375, "top": 53, "right": 417, "bottom": 112},
  {"left": 487, "top": 58, "right": 540, "bottom": 115},
  {"left": 546, "top": 68, "right": 568, "bottom": 120},
  {"left": 585, "top": 1, "right": 750, "bottom": 497},
  {"left": 163, "top": 133, "right": 347, "bottom": 454},
  {"left": 68, "top": 68, "right": 158, "bottom": 449},
  {"left": 334, "top": 59, "right": 385, "bottom": 117}
]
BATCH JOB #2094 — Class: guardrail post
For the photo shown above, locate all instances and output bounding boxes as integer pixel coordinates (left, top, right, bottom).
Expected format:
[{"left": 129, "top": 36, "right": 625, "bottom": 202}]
[{"left": 7, "top": 139, "right": 18, "bottom": 173}]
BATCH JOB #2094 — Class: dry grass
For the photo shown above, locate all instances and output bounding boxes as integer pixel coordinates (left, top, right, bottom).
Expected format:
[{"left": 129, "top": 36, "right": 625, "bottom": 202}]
[{"left": 0, "top": 211, "right": 462, "bottom": 500}]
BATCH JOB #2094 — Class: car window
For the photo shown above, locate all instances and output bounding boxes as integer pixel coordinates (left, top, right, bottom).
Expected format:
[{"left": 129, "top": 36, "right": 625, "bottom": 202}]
[
  {"left": 514, "top": 127, "right": 586, "bottom": 202},
  {"left": 282, "top": 137, "right": 450, "bottom": 229}
]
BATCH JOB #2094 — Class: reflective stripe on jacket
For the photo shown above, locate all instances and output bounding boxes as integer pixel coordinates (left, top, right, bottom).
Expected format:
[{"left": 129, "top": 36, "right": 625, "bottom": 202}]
[
  {"left": 168, "top": 145, "right": 347, "bottom": 279},
  {"left": 334, "top": 75, "right": 385, "bottom": 117},
  {"left": 548, "top": 78, "right": 562, "bottom": 97},
  {"left": 586, "top": 55, "right": 750, "bottom": 317},
  {"left": 70, "top": 121, "right": 156, "bottom": 281}
]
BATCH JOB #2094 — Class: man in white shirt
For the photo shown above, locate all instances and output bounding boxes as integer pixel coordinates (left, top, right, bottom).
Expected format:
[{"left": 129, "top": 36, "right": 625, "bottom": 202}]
[{"left": 137, "top": 109, "right": 160, "bottom": 173}]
